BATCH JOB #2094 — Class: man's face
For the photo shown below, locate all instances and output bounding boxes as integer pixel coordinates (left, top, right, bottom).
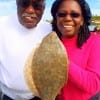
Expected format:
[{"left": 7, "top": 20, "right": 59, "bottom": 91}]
[{"left": 16, "top": 0, "right": 45, "bottom": 29}]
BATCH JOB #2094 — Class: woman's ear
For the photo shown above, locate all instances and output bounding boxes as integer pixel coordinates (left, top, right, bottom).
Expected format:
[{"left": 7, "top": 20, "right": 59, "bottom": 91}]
[{"left": 81, "top": 17, "right": 84, "bottom": 26}]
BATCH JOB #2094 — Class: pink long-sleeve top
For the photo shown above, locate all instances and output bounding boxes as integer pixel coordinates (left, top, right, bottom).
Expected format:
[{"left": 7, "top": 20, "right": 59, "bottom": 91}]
[{"left": 59, "top": 33, "right": 100, "bottom": 100}]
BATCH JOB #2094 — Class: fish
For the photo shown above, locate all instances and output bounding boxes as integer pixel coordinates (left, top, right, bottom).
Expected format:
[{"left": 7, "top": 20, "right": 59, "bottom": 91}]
[{"left": 31, "top": 32, "right": 69, "bottom": 100}]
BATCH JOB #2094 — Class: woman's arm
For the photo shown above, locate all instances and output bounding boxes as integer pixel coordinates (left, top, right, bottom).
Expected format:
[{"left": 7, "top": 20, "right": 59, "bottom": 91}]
[{"left": 68, "top": 35, "right": 100, "bottom": 94}]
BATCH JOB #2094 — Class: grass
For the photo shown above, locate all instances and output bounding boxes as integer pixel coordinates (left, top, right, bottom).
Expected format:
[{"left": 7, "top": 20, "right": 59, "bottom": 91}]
[
  {"left": 92, "top": 16, "right": 100, "bottom": 26},
  {"left": 92, "top": 16, "right": 100, "bottom": 21}
]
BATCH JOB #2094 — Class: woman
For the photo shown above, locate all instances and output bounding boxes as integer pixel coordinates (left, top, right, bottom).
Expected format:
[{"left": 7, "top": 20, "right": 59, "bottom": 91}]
[{"left": 51, "top": 0, "right": 100, "bottom": 100}]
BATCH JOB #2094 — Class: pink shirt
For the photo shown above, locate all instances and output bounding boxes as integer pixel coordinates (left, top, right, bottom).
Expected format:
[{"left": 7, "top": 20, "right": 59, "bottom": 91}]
[{"left": 59, "top": 33, "right": 100, "bottom": 100}]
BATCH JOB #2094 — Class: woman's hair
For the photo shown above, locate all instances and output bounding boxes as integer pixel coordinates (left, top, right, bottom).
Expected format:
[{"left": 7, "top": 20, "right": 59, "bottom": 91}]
[{"left": 51, "top": 0, "right": 92, "bottom": 48}]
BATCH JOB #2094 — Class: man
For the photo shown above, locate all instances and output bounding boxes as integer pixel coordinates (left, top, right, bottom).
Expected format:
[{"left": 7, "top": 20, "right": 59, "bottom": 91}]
[{"left": 0, "top": 0, "right": 51, "bottom": 100}]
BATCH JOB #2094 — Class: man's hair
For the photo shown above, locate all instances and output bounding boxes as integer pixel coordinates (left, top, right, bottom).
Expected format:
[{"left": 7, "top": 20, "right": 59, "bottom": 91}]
[
  {"left": 16, "top": 0, "right": 46, "bottom": 7},
  {"left": 51, "top": 0, "right": 92, "bottom": 48},
  {"left": 16, "top": 0, "right": 46, "bottom": 11}
]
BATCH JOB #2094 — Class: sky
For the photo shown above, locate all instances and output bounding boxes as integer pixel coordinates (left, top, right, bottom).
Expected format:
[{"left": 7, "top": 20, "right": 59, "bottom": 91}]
[{"left": 0, "top": 0, "right": 100, "bottom": 20}]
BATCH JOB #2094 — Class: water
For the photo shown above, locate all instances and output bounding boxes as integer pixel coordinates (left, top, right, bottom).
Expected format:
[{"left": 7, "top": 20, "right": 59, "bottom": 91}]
[{"left": 89, "top": 25, "right": 96, "bottom": 31}]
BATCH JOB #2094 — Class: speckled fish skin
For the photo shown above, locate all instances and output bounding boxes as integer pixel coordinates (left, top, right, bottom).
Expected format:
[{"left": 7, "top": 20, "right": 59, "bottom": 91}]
[{"left": 31, "top": 32, "right": 68, "bottom": 100}]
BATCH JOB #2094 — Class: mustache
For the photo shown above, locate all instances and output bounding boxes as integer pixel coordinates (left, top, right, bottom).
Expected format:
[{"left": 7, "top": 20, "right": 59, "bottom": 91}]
[{"left": 22, "top": 13, "right": 38, "bottom": 18}]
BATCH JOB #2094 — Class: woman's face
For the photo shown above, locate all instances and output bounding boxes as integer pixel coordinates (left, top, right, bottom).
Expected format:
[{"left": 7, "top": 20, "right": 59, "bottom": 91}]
[{"left": 56, "top": 0, "right": 84, "bottom": 38}]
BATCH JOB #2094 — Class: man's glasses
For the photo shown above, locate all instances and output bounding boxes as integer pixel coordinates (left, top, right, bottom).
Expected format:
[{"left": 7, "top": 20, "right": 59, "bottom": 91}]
[
  {"left": 56, "top": 12, "right": 81, "bottom": 18},
  {"left": 17, "top": 1, "right": 44, "bottom": 10}
]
